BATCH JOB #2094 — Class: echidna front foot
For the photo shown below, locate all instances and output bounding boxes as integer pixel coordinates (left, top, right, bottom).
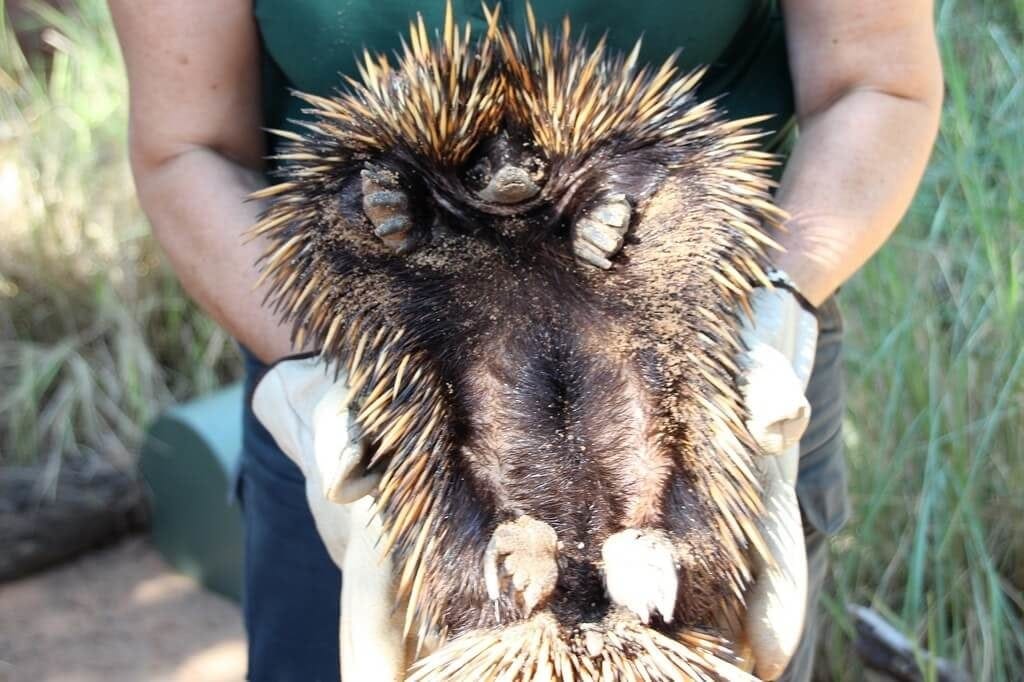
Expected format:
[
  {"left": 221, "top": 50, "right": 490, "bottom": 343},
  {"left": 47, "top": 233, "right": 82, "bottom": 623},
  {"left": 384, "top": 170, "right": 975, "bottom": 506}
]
[
  {"left": 361, "top": 163, "right": 424, "bottom": 254},
  {"left": 483, "top": 515, "right": 559, "bottom": 617},
  {"left": 601, "top": 528, "right": 678, "bottom": 624},
  {"left": 572, "top": 193, "right": 632, "bottom": 269}
]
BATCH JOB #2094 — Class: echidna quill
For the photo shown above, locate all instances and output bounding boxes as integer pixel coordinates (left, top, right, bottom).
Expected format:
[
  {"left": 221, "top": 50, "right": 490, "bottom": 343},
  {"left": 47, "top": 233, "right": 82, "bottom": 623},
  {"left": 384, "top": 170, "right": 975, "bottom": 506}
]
[{"left": 251, "top": 4, "right": 791, "bottom": 680}]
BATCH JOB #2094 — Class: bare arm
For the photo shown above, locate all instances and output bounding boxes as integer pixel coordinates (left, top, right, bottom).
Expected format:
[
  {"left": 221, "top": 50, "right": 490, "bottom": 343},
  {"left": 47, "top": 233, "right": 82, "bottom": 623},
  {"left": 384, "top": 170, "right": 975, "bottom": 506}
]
[
  {"left": 110, "top": 0, "right": 294, "bottom": 363},
  {"left": 776, "top": 0, "right": 943, "bottom": 306}
]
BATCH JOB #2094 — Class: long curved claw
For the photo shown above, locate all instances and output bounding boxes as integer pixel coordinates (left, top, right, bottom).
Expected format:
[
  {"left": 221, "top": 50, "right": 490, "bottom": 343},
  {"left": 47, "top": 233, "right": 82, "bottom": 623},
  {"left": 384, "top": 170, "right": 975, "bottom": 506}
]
[
  {"left": 572, "top": 193, "right": 632, "bottom": 269},
  {"left": 361, "top": 165, "right": 423, "bottom": 254},
  {"left": 483, "top": 515, "right": 559, "bottom": 617}
]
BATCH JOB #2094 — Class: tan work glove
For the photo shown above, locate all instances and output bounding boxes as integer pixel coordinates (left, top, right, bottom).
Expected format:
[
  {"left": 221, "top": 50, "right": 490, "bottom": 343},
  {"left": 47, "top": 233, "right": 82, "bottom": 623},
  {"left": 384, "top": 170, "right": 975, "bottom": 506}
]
[
  {"left": 251, "top": 358, "right": 408, "bottom": 681},
  {"left": 738, "top": 279, "right": 818, "bottom": 680}
]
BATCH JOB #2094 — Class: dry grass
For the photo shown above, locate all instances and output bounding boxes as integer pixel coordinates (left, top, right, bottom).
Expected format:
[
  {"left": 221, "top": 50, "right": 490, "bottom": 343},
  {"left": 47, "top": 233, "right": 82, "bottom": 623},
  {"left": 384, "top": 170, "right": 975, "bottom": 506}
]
[{"left": 0, "top": 1, "right": 240, "bottom": 481}]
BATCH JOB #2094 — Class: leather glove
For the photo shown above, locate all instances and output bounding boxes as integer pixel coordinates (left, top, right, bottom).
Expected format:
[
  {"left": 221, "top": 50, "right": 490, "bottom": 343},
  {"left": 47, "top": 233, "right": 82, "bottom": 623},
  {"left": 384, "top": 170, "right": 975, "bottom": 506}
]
[
  {"left": 737, "top": 277, "right": 818, "bottom": 680},
  {"left": 251, "top": 357, "right": 409, "bottom": 680}
]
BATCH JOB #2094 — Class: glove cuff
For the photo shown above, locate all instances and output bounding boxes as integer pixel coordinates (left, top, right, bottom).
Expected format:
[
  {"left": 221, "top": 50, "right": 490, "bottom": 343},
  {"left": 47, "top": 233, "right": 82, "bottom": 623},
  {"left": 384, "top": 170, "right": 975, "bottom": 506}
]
[{"left": 764, "top": 268, "right": 816, "bottom": 315}]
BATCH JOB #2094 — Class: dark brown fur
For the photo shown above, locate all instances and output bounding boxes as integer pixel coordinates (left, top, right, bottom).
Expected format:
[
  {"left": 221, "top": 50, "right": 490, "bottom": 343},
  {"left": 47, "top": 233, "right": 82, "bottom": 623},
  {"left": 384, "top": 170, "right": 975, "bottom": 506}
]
[{"left": 251, "top": 6, "right": 785, "bottom": 679}]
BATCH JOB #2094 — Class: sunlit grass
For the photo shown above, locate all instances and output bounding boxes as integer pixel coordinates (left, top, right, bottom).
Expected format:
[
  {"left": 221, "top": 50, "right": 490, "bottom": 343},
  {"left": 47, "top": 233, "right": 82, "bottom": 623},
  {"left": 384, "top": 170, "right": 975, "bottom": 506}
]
[
  {"left": 1, "top": 0, "right": 1021, "bottom": 679},
  {"left": 0, "top": 1, "right": 240, "bottom": 477},
  {"left": 819, "top": 1, "right": 1024, "bottom": 679}
]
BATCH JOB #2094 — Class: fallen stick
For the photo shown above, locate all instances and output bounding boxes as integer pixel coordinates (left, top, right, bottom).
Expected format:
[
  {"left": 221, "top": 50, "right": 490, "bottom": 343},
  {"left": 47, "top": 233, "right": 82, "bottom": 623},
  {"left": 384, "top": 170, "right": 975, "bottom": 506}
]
[
  {"left": 0, "top": 463, "right": 149, "bottom": 582},
  {"left": 848, "top": 604, "right": 969, "bottom": 682}
]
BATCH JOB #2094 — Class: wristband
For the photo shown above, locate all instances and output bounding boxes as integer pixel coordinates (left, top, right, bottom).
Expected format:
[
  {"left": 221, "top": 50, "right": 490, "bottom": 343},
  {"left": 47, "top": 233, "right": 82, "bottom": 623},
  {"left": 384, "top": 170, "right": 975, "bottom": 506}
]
[{"left": 765, "top": 268, "right": 816, "bottom": 314}]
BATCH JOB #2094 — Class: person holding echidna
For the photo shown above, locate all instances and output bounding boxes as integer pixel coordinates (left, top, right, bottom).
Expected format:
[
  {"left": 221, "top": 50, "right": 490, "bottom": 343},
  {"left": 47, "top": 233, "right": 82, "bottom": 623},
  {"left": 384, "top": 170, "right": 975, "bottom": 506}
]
[{"left": 110, "top": 2, "right": 942, "bottom": 680}]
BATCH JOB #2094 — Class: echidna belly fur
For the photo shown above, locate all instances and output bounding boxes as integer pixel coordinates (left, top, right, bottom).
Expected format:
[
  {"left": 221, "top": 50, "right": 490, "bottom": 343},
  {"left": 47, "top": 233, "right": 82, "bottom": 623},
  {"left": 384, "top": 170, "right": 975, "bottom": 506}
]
[{"left": 252, "top": 6, "right": 788, "bottom": 681}]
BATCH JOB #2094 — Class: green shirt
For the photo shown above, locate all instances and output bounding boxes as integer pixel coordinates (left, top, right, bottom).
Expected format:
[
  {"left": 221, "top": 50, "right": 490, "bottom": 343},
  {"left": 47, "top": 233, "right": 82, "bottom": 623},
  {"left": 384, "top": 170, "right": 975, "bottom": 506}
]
[{"left": 253, "top": 0, "right": 794, "bottom": 154}]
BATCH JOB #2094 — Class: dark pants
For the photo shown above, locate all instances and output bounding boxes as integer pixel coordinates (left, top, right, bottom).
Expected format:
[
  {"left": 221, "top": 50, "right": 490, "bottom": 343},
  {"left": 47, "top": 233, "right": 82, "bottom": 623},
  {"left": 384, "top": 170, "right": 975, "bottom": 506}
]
[
  {"left": 239, "top": 355, "right": 342, "bottom": 682},
  {"left": 237, "top": 298, "right": 848, "bottom": 681}
]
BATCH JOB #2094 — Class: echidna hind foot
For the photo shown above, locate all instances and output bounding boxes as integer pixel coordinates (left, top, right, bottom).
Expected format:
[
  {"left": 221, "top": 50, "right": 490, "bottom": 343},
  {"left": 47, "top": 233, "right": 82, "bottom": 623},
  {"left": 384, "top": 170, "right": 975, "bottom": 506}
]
[
  {"left": 406, "top": 612, "right": 757, "bottom": 682},
  {"left": 484, "top": 515, "right": 559, "bottom": 617},
  {"left": 601, "top": 529, "right": 678, "bottom": 625},
  {"left": 361, "top": 164, "right": 422, "bottom": 254},
  {"left": 572, "top": 193, "right": 632, "bottom": 270}
]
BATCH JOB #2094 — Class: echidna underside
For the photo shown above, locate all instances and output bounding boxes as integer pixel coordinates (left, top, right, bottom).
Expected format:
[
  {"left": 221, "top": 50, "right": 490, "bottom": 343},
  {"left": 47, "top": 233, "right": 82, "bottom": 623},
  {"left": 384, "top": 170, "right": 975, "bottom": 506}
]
[{"left": 251, "top": 5, "right": 787, "bottom": 680}]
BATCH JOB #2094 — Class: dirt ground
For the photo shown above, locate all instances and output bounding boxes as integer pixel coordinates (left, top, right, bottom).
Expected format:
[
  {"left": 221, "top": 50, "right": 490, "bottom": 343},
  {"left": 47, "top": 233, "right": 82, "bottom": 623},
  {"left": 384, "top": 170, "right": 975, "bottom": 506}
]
[{"left": 0, "top": 537, "right": 246, "bottom": 682}]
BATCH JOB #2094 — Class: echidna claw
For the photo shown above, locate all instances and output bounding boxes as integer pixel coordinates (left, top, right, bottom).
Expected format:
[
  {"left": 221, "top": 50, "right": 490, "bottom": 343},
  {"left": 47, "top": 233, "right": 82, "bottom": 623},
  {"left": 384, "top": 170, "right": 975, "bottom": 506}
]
[
  {"left": 374, "top": 215, "right": 411, "bottom": 237},
  {"left": 573, "top": 240, "right": 613, "bottom": 270},
  {"left": 363, "top": 189, "right": 408, "bottom": 211},
  {"left": 578, "top": 217, "right": 623, "bottom": 254},
  {"left": 601, "top": 528, "right": 678, "bottom": 624},
  {"left": 572, "top": 194, "right": 632, "bottom": 269},
  {"left": 484, "top": 515, "right": 559, "bottom": 617},
  {"left": 361, "top": 165, "right": 421, "bottom": 254}
]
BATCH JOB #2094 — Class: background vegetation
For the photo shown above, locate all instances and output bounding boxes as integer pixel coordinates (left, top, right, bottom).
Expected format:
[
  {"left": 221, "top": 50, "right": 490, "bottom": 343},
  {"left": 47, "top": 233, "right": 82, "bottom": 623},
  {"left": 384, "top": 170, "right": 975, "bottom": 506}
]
[
  {"left": 1, "top": 0, "right": 1021, "bottom": 679},
  {"left": 818, "top": 1, "right": 1024, "bottom": 678},
  {"left": 0, "top": 1, "right": 240, "bottom": 480}
]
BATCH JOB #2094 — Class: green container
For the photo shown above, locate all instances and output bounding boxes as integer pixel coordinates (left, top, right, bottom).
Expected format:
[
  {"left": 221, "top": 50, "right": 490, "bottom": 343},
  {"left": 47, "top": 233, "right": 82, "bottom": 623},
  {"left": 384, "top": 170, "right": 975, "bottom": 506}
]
[{"left": 140, "top": 384, "right": 245, "bottom": 602}]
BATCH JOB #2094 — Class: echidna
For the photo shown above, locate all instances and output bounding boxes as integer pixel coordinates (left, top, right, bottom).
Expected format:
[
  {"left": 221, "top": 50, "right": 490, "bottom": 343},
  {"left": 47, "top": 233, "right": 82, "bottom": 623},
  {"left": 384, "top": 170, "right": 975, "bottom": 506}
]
[{"left": 250, "top": 4, "right": 788, "bottom": 680}]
